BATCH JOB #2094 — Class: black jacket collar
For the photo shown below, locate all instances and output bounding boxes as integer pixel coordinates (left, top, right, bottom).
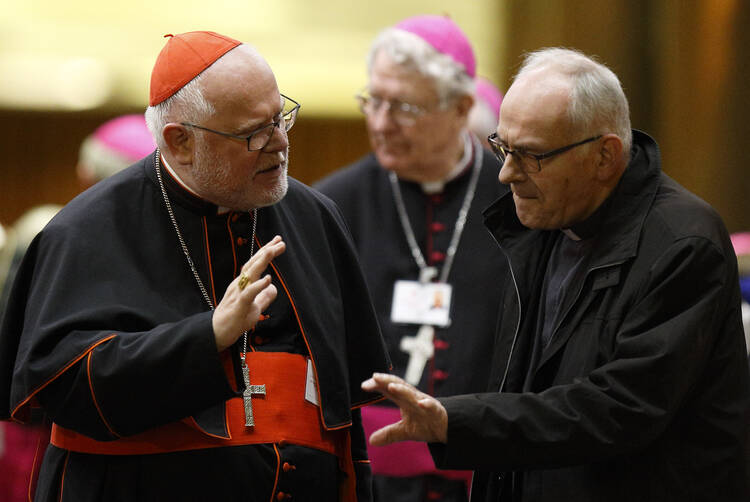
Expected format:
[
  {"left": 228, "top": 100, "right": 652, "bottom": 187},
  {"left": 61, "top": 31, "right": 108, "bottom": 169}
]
[{"left": 483, "top": 130, "right": 662, "bottom": 272}]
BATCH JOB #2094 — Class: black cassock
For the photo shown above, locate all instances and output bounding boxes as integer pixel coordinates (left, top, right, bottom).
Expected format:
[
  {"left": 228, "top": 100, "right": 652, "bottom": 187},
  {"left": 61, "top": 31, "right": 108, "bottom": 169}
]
[
  {"left": 0, "top": 152, "right": 390, "bottom": 502},
  {"left": 315, "top": 143, "right": 509, "bottom": 502}
]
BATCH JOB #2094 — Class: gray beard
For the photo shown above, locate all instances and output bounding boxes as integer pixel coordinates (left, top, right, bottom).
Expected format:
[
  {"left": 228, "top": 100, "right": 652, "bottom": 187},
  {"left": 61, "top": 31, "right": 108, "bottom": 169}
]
[
  {"left": 192, "top": 140, "right": 289, "bottom": 210},
  {"left": 252, "top": 162, "right": 289, "bottom": 209}
]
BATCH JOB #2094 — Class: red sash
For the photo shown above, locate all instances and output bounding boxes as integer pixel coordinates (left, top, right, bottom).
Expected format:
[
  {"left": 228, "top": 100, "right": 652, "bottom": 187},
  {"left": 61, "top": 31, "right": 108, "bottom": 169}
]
[{"left": 51, "top": 352, "right": 356, "bottom": 501}]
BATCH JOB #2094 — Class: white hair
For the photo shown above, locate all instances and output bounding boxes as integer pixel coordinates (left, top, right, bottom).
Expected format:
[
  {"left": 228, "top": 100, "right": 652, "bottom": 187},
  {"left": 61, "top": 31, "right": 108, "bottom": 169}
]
[
  {"left": 468, "top": 99, "right": 499, "bottom": 141},
  {"left": 367, "top": 28, "right": 475, "bottom": 105},
  {"left": 144, "top": 71, "right": 215, "bottom": 149},
  {"left": 517, "top": 47, "right": 632, "bottom": 156}
]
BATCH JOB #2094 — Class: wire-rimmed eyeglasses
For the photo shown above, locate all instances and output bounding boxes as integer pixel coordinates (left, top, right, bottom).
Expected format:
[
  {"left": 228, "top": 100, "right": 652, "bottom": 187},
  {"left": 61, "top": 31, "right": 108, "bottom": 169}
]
[
  {"left": 355, "top": 89, "right": 444, "bottom": 127},
  {"left": 488, "top": 132, "right": 602, "bottom": 173},
  {"left": 181, "top": 94, "right": 300, "bottom": 151}
]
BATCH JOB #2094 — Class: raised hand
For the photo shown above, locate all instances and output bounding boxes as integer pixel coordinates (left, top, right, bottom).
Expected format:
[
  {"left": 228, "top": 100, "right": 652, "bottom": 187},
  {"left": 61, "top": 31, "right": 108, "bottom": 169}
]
[
  {"left": 212, "top": 235, "right": 286, "bottom": 351},
  {"left": 361, "top": 372, "right": 448, "bottom": 445}
]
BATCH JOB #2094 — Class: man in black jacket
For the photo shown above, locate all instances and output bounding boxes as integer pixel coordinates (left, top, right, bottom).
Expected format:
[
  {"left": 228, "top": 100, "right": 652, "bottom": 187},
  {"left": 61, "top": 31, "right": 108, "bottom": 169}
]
[{"left": 363, "top": 47, "right": 750, "bottom": 501}]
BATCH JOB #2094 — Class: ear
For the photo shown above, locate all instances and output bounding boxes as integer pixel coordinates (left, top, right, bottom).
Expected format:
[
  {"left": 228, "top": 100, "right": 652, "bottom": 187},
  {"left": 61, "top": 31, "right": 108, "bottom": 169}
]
[
  {"left": 454, "top": 94, "right": 475, "bottom": 119},
  {"left": 595, "top": 134, "right": 624, "bottom": 182},
  {"left": 162, "top": 123, "right": 195, "bottom": 165}
]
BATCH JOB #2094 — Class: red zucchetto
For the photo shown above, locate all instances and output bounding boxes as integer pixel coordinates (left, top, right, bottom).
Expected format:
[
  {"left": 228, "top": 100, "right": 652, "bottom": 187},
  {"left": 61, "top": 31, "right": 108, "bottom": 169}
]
[{"left": 149, "top": 31, "right": 242, "bottom": 106}]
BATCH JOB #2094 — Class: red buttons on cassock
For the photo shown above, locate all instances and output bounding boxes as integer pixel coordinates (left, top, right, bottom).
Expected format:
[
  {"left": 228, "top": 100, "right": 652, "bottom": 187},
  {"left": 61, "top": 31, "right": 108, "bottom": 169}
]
[
  {"left": 427, "top": 490, "right": 442, "bottom": 500},
  {"left": 432, "top": 370, "right": 449, "bottom": 381},
  {"left": 434, "top": 339, "right": 450, "bottom": 350},
  {"left": 231, "top": 213, "right": 239, "bottom": 222},
  {"left": 276, "top": 492, "right": 291, "bottom": 500},
  {"left": 430, "top": 221, "right": 446, "bottom": 232},
  {"left": 236, "top": 237, "right": 246, "bottom": 246},
  {"left": 429, "top": 194, "right": 443, "bottom": 204},
  {"left": 278, "top": 439, "right": 288, "bottom": 447},
  {"left": 282, "top": 462, "right": 296, "bottom": 472},
  {"left": 253, "top": 335, "right": 266, "bottom": 345},
  {"left": 429, "top": 251, "right": 446, "bottom": 263}
]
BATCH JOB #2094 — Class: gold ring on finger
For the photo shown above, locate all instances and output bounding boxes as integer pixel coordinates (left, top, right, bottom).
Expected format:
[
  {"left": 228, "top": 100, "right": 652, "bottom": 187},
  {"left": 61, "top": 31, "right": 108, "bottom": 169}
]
[{"left": 238, "top": 273, "right": 250, "bottom": 291}]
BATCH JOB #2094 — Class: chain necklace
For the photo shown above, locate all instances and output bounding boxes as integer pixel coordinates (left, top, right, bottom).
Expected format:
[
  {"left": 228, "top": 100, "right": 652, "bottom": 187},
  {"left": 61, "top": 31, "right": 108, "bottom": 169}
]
[
  {"left": 154, "top": 150, "right": 257, "bottom": 357},
  {"left": 388, "top": 134, "right": 482, "bottom": 284}
]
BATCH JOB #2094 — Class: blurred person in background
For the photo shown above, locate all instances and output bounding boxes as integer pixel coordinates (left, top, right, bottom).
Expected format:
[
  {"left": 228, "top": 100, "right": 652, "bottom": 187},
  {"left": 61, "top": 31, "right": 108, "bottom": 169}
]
[
  {"left": 316, "top": 15, "right": 508, "bottom": 502},
  {"left": 0, "top": 114, "right": 155, "bottom": 502},
  {"left": 730, "top": 232, "right": 750, "bottom": 366},
  {"left": 76, "top": 114, "right": 158, "bottom": 190},
  {"left": 467, "top": 76, "right": 503, "bottom": 151}
]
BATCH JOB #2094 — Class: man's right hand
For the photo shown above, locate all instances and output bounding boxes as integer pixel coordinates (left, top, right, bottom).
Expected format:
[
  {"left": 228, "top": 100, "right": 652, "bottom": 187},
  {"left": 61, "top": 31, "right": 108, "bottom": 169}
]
[
  {"left": 361, "top": 372, "right": 448, "bottom": 445},
  {"left": 212, "top": 235, "right": 286, "bottom": 352}
]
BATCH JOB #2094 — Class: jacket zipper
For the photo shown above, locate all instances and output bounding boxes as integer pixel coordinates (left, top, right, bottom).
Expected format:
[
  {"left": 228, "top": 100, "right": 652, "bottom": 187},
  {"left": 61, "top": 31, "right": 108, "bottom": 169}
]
[{"left": 489, "top": 230, "right": 522, "bottom": 393}]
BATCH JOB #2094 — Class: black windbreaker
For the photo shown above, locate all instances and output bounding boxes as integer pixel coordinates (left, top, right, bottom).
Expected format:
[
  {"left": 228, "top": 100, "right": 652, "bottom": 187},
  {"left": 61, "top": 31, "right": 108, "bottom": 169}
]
[{"left": 432, "top": 130, "right": 750, "bottom": 501}]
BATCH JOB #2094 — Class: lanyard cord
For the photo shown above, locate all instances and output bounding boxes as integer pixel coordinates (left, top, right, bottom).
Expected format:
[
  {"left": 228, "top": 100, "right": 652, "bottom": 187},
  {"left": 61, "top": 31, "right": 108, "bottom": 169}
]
[{"left": 388, "top": 135, "right": 482, "bottom": 284}]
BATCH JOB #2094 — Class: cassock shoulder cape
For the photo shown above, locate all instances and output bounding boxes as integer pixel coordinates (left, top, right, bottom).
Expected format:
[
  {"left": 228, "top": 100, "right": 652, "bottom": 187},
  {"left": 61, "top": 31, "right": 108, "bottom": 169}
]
[{"left": 0, "top": 153, "right": 390, "bottom": 500}]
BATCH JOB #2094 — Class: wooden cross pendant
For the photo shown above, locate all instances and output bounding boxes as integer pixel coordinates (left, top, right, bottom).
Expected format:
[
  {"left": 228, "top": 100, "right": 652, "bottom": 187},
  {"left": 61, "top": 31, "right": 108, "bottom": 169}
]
[{"left": 241, "top": 361, "right": 266, "bottom": 427}]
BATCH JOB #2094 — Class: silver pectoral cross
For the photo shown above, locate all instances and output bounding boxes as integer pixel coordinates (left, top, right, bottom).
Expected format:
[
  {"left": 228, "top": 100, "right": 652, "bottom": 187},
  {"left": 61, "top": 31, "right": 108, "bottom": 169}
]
[
  {"left": 400, "top": 324, "right": 435, "bottom": 385},
  {"left": 241, "top": 361, "right": 266, "bottom": 427}
]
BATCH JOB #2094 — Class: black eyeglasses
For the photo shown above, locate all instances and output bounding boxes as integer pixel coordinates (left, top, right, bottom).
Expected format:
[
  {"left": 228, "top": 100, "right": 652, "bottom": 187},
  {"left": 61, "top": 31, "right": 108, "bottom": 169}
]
[
  {"left": 181, "top": 94, "right": 300, "bottom": 151},
  {"left": 487, "top": 132, "right": 602, "bottom": 173}
]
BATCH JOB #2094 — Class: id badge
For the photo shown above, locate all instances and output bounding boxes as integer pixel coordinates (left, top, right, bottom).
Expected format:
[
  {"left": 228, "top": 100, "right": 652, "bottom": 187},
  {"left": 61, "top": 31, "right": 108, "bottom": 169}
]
[
  {"left": 305, "top": 358, "right": 319, "bottom": 406},
  {"left": 390, "top": 280, "right": 452, "bottom": 327}
]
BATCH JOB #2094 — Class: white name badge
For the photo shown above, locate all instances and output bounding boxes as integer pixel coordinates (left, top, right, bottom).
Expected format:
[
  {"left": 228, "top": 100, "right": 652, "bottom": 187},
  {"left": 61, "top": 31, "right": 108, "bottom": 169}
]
[
  {"left": 305, "top": 358, "right": 319, "bottom": 406},
  {"left": 391, "top": 280, "right": 452, "bottom": 327}
]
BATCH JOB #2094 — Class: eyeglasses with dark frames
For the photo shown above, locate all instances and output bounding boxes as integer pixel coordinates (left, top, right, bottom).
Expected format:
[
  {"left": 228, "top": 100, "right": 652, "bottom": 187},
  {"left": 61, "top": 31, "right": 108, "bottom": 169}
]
[
  {"left": 487, "top": 132, "right": 602, "bottom": 173},
  {"left": 181, "top": 94, "right": 300, "bottom": 152}
]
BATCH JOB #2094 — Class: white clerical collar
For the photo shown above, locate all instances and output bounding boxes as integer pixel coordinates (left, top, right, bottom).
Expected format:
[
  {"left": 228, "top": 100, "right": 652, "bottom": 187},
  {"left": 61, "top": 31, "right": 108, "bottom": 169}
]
[
  {"left": 561, "top": 228, "right": 582, "bottom": 241},
  {"left": 161, "top": 155, "right": 199, "bottom": 197},
  {"left": 420, "top": 131, "right": 474, "bottom": 194},
  {"left": 160, "top": 154, "right": 231, "bottom": 214}
]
